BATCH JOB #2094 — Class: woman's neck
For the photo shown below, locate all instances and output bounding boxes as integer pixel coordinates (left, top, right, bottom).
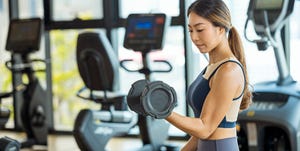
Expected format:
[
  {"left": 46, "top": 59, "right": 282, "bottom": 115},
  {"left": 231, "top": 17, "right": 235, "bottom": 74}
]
[{"left": 208, "top": 39, "right": 234, "bottom": 65}]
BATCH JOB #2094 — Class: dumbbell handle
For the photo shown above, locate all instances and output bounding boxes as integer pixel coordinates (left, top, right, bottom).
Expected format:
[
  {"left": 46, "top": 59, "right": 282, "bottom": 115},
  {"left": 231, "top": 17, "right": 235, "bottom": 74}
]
[{"left": 92, "top": 111, "right": 134, "bottom": 123}]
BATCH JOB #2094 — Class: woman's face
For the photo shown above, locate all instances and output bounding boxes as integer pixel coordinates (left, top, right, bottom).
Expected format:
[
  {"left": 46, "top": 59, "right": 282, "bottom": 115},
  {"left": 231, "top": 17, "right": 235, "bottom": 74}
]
[{"left": 188, "top": 12, "right": 224, "bottom": 53}]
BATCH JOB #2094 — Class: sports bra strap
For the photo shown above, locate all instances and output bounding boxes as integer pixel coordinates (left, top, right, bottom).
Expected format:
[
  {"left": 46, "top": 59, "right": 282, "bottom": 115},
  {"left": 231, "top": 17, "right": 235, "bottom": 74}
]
[{"left": 207, "top": 60, "right": 246, "bottom": 100}]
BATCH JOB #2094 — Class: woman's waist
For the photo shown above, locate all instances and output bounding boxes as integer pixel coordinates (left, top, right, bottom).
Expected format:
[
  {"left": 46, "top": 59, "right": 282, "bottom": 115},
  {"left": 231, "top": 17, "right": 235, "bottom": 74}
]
[{"left": 206, "top": 127, "right": 236, "bottom": 140}]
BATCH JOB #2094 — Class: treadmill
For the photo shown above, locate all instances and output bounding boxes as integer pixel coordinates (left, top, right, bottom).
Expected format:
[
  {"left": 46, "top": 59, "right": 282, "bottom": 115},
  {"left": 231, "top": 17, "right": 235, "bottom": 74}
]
[{"left": 237, "top": 0, "right": 300, "bottom": 151}]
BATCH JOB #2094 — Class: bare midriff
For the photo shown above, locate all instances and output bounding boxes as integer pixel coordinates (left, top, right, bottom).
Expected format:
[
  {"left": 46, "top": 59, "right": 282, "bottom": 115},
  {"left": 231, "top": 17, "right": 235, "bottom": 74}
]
[{"left": 207, "top": 127, "right": 237, "bottom": 140}]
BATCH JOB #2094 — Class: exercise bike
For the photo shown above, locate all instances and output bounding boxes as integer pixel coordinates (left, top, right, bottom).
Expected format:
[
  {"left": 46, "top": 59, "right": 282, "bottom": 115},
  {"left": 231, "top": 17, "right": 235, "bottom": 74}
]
[
  {"left": 73, "top": 13, "right": 179, "bottom": 151},
  {"left": 237, "top": 0, "right": 300, "bottom": 150},
  {"left": 120, "top": 13, "right": 179, "bottom": 151},
  {"left": 73, "top": 31, "right": 137, "bottom": 151},
  {"left": 3, "top": 18, "right": 50, "bottom": 148}
]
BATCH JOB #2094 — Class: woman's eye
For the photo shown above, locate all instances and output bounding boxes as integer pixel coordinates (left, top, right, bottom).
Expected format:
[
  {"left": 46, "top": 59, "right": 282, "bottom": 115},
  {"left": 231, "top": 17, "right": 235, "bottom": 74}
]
[{"left": 196, "top": 29, "right": 203, "bottom": 32}]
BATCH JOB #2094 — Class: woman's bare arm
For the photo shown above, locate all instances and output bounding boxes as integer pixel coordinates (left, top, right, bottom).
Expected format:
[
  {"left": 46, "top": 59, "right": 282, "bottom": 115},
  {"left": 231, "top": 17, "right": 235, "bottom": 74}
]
[{"left": 166, "top": 63, "right": 243, "bottom": 139}]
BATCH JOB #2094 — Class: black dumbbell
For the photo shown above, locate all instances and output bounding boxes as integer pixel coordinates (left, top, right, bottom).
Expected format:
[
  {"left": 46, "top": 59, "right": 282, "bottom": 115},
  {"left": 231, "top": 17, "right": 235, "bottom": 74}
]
[{"left": 127, "top": 79, "right": 177, "bottom": 119}]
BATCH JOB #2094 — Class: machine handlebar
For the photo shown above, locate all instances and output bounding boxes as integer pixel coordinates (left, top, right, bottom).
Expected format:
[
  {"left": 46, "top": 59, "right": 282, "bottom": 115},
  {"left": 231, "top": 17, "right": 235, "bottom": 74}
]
[
  {"left": 120, "top": 59, "right": 173, "bottom": 74},
  {"left": 5, "top": 59, "right": 47, "bottom": 73}
]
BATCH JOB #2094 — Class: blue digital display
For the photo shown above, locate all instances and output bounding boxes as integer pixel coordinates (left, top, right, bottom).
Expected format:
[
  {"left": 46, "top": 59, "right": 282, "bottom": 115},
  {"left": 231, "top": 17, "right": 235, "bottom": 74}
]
[{"left": 136, "top": 22, "right": 152, "bottom": 29}]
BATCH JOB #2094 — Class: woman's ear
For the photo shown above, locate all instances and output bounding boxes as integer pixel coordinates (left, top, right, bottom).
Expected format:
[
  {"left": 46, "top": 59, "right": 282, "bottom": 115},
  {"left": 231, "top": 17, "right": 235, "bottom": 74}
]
[
  {"left": 215, "top": 26, "right": 226, "bottom": 38},
  {"left": 218, "top": 27, "right": 226, "bottom": 35}
]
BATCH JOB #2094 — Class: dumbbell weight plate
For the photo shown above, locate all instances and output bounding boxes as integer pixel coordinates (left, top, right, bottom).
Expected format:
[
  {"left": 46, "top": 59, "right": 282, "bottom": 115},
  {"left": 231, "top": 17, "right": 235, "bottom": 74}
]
[
  {"left": 141, "top": 81, "right": 177, "bottom": 119},
  {"left": 127, "top": 79, "right": 150, "bottom": 116}
]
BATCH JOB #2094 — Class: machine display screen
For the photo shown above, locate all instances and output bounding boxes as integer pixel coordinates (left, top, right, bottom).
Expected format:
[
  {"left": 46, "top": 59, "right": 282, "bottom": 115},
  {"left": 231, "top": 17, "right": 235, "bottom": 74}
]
[
  {"left": 255, "top": 0, "right": 283, "bottom": 10},
  {"left": 123, "top": 14, "right": 167, "bottom": 52},
  {"left": 6, "top": 18, "right": 42, "bottom": 53}
]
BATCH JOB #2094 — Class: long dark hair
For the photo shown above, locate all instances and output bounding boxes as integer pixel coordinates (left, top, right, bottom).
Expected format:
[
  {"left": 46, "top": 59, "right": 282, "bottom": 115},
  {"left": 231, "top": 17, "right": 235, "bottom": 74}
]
[{"left": 188, "top": 0, "right": 252, "bottom": 110}]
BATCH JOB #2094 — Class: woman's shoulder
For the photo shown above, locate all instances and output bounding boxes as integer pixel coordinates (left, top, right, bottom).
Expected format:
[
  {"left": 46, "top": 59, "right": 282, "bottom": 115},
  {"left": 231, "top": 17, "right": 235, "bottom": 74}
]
[
  {"left": 216, "top": 61, "right": 243, "bottom": 78},
  {"left": 204, "top": 58, "right": 243, "bottom": 80},
  {"left": 212, "top": 61, "right": 244, "bottom": 88}
]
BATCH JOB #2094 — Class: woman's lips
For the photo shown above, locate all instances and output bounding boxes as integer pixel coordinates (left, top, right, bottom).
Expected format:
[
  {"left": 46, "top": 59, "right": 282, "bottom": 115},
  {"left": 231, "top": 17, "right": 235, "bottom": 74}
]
[{"left": 196, "top": 44, "right": 205, "bottom": 49}]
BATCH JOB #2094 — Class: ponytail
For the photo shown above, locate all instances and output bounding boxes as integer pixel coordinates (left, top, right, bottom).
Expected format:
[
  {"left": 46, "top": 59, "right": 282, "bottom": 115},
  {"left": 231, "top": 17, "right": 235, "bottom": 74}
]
[{"left": 228, "top": 27, "right": 252, "bottom": 110}]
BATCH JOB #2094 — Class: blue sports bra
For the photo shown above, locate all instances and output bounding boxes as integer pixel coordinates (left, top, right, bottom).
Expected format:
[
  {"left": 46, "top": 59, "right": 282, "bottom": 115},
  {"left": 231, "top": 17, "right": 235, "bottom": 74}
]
[{"left": 186, "top": 59, "right": 245, "bottom": 128}]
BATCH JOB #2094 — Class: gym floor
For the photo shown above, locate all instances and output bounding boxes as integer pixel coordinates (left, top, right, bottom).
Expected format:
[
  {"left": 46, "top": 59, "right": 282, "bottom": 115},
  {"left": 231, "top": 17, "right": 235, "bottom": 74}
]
[{"left": 0, "top": 130, "right": 185, "bottom": 151}]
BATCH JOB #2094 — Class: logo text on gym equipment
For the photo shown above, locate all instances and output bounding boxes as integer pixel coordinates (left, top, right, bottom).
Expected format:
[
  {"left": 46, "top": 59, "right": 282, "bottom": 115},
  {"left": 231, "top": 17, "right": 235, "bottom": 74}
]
[{"left": 94, "top": 127, "right": 113, "bottom": 135}]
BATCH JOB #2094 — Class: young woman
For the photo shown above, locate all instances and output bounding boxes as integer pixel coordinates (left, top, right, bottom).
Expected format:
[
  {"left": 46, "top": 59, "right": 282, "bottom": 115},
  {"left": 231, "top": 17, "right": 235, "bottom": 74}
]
[{"left": 165, "top": 0, "right": 252, "bottom": 150}]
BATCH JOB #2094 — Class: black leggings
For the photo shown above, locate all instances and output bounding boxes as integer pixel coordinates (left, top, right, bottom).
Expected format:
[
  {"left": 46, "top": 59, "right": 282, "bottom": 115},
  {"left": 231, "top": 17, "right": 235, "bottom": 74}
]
[{"left": 197, "top": 137, "right": 239, "bottom": 151}]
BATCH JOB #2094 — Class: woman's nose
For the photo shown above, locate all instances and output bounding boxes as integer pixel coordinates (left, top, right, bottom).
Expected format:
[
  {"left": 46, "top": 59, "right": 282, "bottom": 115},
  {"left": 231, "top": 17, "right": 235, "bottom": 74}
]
[{"left": 190, "top": 32, "right": 199, "bottom": 42}]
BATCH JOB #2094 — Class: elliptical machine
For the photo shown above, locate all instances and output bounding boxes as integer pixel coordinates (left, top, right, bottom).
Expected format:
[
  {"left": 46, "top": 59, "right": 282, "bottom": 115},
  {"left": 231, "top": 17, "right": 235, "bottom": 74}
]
[
  {"left": 3, "top": 18, "right": 49, "bottom": 148},
  {"left": 237, "top": 0, "right": 300, "bottom": 150},
  {"left": 120, "top": 13, "right": 178, "bottom": 151}
]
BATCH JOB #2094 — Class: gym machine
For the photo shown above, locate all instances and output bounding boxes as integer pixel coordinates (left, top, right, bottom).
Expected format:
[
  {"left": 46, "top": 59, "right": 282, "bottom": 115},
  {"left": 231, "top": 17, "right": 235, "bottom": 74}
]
[
  {"left": 73, "top": 31, "right": 137, "bottom": 151},
  {"left": 120, "top": 13, "right": 179, "bottom": 151},
  {"left": 3, "top": 18, "right": 50, "bottom": 148},
  {"left": 73, "top": 13, "right": 179, "bottom": 151},
  {"left": 238, "top": 0, "right": 300, "bottom": 150}
]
